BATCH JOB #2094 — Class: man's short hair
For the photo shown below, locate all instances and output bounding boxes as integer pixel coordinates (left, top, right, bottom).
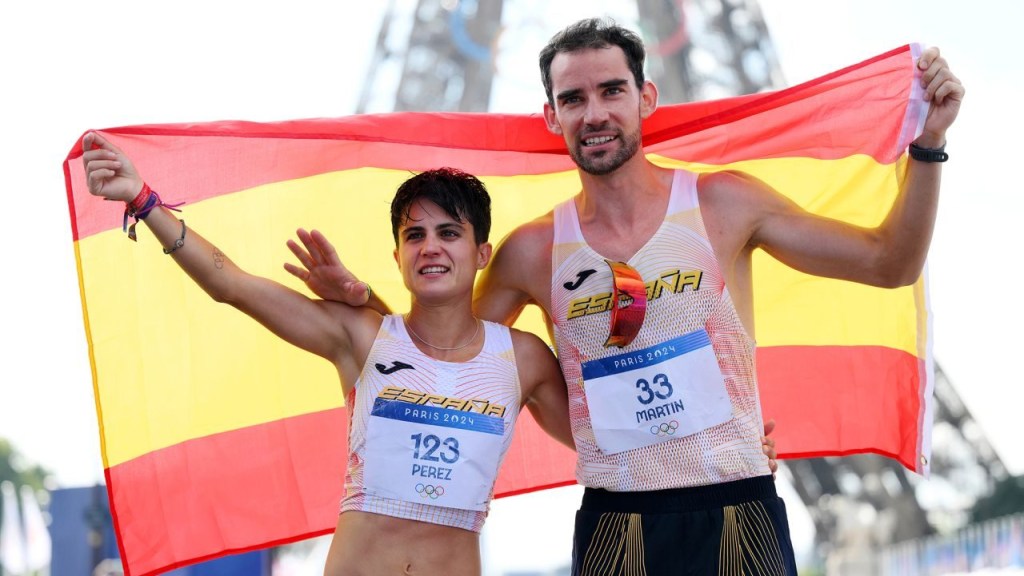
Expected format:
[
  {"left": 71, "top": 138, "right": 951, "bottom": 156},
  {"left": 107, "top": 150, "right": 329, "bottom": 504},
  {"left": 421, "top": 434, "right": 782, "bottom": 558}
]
[
  {"left": 391, "top": 167, "right": 492, "bottom": 245},
  {"left": 539, "top": 18, "right": 647, "bottom": 106}
]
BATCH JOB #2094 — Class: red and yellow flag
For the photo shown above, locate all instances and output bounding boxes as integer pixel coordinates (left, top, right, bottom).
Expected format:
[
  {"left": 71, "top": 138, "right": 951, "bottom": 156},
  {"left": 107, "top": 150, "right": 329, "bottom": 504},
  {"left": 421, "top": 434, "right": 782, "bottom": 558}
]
[{"left": 64, "top": 44, "right": 933, "bottom": 575}]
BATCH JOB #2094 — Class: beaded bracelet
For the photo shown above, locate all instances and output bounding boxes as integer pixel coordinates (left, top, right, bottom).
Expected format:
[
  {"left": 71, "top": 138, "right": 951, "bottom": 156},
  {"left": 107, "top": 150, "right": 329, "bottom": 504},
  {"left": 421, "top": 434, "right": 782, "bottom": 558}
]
[{"left": 163, "top": 220, "right": 187, "bottom": 255}]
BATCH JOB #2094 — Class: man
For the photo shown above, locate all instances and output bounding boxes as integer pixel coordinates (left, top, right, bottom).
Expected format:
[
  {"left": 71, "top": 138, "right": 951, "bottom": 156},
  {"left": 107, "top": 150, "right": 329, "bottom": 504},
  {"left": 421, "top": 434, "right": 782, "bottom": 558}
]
[
  {"left": 82, "top": 132, "right": 573, "bottom": 576},
  {"left": 293, "top": 18, "right": 954, "bottom": 575},
  {"left": 478, "top": 19, "right": 960, "bottom": 574}
]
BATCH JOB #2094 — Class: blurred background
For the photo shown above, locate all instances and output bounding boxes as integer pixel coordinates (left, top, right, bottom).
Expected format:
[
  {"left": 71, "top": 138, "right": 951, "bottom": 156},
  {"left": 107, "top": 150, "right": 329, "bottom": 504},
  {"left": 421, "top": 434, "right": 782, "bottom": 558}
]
[{"left": 1, "top": 0, "right": 1021, "bottom": 574}]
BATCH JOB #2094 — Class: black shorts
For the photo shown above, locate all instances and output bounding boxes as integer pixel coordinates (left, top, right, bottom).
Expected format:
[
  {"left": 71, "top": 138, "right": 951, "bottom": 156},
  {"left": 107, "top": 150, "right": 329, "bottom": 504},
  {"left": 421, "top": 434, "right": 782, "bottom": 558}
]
[{"left": 571, "top": 476, "right": 797, "bottom": 576}]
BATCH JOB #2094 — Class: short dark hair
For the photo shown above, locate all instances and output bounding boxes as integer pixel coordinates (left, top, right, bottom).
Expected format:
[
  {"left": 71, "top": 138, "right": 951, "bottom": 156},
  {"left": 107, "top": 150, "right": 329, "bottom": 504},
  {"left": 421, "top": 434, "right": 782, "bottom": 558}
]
[
  {"left": 539, "top": 18, "right": 647, "bottom": 106},
  {"left": 391, "top": 167, "right": 491, "bottom": 245}
]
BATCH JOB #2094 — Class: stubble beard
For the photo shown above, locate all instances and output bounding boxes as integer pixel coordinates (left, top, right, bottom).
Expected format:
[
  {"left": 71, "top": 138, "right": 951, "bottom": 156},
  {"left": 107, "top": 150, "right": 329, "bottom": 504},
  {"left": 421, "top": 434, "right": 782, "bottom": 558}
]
[{"left": 570, "top": 128, "right": 642, "bottom": 176}]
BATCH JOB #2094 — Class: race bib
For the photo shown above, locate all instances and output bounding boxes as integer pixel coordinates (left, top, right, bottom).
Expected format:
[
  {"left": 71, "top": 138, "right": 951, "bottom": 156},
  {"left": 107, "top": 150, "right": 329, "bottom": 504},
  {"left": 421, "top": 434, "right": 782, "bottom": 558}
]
[
  {"left": 582, "top": 329, "right": 731, "bottom": 454},
  {"left": 363, "top": 398, "right": 506, "bottom": 511}
]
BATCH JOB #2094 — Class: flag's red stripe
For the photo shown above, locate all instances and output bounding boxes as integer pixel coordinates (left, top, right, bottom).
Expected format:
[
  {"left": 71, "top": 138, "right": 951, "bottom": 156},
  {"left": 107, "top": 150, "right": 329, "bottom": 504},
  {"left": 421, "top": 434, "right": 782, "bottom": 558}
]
[
  {"left": 63, "top": 160, "right": 82, "bottom": 243},
  {"left": 106, "top": 408, "right": 347, "bottom": 576},
  {"left": 758, "top": 345, "right": 923, "bottom": 472},
  {"left": 645, "top": 45, "right": 915, "bottom": 160},
  {"left": 103, "top": 468, "right": 336, "bottom": 576},
  {"left": 65, "top": 45, "right": 915, "bottom": 241}
]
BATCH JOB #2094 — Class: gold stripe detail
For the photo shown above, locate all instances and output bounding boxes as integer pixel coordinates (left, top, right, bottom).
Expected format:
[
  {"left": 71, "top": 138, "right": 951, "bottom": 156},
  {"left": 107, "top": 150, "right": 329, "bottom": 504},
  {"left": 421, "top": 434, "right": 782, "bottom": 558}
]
[
  {"left": 720, "top": 501, "right": 786, "bottom": 575},
  {"left": 580, "top": 512, "right": 647, "bottom": 576}
]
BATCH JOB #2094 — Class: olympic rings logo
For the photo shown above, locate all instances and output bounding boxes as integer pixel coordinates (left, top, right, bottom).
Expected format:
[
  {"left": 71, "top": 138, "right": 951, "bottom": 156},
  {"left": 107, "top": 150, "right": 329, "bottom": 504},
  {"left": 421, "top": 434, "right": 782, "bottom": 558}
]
[
  {"left": 650, "top": 420, "right": 679, "bottom": 436},
  {"left": 415, "top": 484, "right": 446, "bottom": 499}
]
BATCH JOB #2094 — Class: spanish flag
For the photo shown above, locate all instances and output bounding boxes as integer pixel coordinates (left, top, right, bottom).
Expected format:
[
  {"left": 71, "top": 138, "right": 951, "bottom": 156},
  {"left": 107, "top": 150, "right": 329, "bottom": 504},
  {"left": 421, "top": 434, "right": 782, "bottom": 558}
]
[{"left": 63, "top": 44, "right": 933, "bottom": 575}]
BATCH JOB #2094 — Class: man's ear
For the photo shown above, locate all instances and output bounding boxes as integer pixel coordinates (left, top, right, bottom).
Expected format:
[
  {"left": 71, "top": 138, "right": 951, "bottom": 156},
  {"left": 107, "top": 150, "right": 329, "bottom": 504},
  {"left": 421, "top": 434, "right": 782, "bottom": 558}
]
[
  {"left": 640, "top": 80, "right": 658, "bottom": 119},
  {"left": 393, "top": 248, "right": 400, "bottom": 269},
  {"left": 544, "top": 102, "right": 563, "bottom": 135}
]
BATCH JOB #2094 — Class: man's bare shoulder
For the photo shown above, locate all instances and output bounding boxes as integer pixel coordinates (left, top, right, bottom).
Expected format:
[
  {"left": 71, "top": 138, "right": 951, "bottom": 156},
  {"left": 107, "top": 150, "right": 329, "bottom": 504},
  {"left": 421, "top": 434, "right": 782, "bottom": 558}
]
[
  {"left": 697, "top": 170, "right": 783, "bottom": 228},
  {"left": 697, "top": 169, "right": 772, "bottom": 201},
  {"left": 499, "top": 210, "right": 555, "bottom": 255},
  {"left": 489, "top": 211, "right": 554, "bottom": 281},
  {"left": 475, "top": 210, "right": 556, "bottom": 323}
]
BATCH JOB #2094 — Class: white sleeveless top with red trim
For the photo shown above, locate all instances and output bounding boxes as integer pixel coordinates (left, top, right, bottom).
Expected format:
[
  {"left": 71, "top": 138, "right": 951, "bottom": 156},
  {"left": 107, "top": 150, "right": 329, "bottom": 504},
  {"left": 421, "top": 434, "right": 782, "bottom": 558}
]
[
  {"left": 550, "top": 169, "right": 771, "bottom": 492},
  {"left": 340, "top": 315, "right": 521, "bottom": 532}
]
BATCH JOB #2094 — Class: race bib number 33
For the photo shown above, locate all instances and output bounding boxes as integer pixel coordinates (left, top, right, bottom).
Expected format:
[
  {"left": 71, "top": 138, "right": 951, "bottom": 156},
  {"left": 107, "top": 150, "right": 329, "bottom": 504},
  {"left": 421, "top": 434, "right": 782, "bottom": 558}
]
[
  {"left": 581, "top": 329, "right": 731, "bottom": 454},
  {"left": 363, "top": 398, "right": 505, "bottom": 511}
]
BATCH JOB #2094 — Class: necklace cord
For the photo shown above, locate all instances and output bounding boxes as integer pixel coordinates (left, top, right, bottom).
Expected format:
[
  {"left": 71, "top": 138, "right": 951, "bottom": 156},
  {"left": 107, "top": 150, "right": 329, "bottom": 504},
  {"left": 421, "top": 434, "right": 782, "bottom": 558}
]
[{"left": 404, "top": 316, "right": 481, "bottom": 351}]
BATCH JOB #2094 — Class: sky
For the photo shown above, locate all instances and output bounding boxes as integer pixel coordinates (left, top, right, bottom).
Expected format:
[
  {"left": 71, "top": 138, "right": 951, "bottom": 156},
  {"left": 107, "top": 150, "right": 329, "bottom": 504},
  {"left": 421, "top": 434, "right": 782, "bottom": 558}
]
[{"left": 0, "top": 0, "right": 1020, "bottom": 572}]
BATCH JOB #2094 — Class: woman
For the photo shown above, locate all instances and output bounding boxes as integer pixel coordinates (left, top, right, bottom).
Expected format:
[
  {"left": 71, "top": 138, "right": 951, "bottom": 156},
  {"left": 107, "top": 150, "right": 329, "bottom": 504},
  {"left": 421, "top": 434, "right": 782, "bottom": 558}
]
[{"left": 83, "top": 131, "right": 571, "bottom": 576}]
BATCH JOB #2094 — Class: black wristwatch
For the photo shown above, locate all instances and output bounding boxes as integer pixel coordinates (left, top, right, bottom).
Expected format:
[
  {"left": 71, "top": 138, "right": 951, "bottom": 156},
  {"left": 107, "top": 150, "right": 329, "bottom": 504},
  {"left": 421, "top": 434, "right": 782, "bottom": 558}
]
[{"left": 909, "top": 142, "right": 948, "bottom": 163}]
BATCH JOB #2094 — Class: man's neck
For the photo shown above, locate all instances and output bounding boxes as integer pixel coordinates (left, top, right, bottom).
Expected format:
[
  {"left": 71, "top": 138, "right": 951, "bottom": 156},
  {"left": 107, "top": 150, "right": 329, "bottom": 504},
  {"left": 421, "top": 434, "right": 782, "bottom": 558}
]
[
  {"left": 573, "top": 158, "right": 675, "bottom": 261},
  {"left": 576, "top": 158, "right": 672, "bottom": 223}
]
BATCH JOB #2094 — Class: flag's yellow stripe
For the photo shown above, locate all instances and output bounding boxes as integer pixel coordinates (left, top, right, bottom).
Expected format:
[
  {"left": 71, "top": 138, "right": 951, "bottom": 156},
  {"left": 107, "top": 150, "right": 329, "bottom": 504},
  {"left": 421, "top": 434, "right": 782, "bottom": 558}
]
[
  {"left": 751, "top": 263, "right": 920, "bottom": 348},
  {"left": 86, "top": 158, "right": 914, "bottom": 467},
  {"left": 85, "top": 168, "right": 579, "bottom": 467},
  {"left": 658, "top": 154, "right": 918, "bottom": 350}
]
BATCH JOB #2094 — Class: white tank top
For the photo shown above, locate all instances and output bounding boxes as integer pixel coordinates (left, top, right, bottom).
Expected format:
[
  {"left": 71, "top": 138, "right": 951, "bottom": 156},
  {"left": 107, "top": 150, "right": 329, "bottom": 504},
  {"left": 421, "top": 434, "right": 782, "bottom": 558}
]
[
  {"left": 551, "top": 169, "right": 771, "bottom": 491},
  {"left": 340, "top": 315, "right": 521, "bottom": 532}
]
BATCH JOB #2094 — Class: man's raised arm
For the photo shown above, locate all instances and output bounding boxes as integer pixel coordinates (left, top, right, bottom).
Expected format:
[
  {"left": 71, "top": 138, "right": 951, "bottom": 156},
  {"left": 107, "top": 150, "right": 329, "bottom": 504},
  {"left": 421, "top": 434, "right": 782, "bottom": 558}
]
[{"left": 710, "top": 46, "right": 964, "bottom": 289}]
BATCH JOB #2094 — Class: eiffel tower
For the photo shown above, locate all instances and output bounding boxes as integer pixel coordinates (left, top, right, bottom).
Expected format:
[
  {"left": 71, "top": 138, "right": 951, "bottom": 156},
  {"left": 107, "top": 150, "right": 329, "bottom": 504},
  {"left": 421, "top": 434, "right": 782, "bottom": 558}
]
[
  {"left": 359, "top": 1, "right": 1007, "bottom": 571},
  {"left": 358, "top": 0, "right": 781, "bottom": 112}
]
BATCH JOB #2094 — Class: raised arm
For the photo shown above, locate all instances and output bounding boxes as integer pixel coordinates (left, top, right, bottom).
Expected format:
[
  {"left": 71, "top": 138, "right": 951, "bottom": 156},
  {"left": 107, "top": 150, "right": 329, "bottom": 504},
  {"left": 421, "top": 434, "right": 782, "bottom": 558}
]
[
  {"left": 707, "top": 47, "right": 964, "bottom": 289},
  {"left": 82, "top": 132, "right": 376, "bottom": 383}
]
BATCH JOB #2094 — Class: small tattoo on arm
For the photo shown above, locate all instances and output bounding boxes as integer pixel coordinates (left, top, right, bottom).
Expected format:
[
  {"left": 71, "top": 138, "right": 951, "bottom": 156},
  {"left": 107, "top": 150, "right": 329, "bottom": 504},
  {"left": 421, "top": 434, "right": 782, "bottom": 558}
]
[{"left": 213, "top": 249, "right": 225, "bottom": 269}]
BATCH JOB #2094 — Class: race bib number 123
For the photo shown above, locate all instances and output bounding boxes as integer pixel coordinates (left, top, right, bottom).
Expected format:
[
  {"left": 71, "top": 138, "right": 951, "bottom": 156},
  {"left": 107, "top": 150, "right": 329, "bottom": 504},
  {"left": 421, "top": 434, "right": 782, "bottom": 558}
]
[{"left": 363, "top": 398, "right": 505, "bottom": 510}]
